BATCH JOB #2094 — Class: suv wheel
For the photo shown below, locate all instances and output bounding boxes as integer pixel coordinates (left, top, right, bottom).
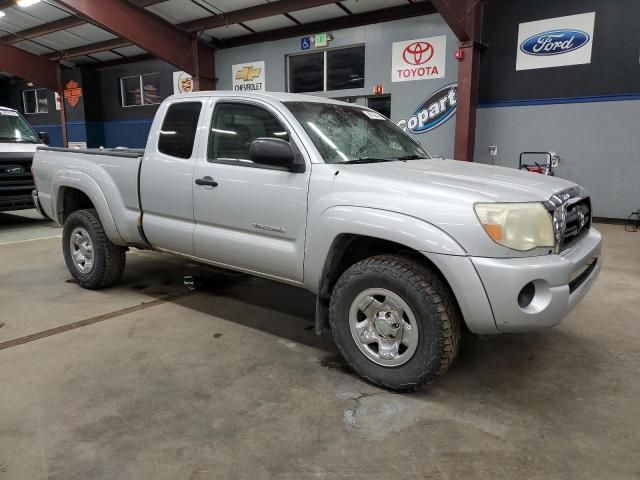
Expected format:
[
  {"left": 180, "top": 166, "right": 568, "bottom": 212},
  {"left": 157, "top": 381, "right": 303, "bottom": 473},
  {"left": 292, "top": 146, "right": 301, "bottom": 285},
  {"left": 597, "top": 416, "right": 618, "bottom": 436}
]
[
  {"left": 329, "top": 254, "right": 461, "bottom": 392},
  {"left": 62, "top": 209, "right": 126, "bottom": 289}
]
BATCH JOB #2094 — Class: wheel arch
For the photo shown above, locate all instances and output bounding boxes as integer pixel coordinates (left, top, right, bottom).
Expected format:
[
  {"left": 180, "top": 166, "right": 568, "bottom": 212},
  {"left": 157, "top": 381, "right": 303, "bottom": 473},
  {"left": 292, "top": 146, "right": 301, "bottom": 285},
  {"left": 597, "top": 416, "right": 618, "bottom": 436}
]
[
  {"left": 305, "top": 206, "right": 468, "bottom": 334},
  {"left": 53, "top": 172, "right": 124, "bottom": 245}
]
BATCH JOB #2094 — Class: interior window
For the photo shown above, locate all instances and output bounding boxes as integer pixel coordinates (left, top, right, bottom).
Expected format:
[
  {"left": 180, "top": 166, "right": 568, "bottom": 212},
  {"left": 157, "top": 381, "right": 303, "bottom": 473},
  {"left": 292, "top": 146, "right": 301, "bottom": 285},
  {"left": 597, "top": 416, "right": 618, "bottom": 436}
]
[
  {"left": 23, "top": 89, "right": 48, "bottom": 114},
  {"left": 121, "top": 73, "right": 162, "bottom": 107},
  {"left": 208, "top": 102, "right": 290, "bottom": 164},
  {"left": 157, "top": 102, "right": 202, "bottom": 159},
  {"left": 288, "top": 52, "right": 324, "bottom": 93},
  {"left": 287, "top": 45, "right": 365, "bottom": 93},
  {"left": 326, "top": 46, "right": 365, "bottom": 90},
  {"left": 367, "top": 95, "right": 391, "bottom": 118}
]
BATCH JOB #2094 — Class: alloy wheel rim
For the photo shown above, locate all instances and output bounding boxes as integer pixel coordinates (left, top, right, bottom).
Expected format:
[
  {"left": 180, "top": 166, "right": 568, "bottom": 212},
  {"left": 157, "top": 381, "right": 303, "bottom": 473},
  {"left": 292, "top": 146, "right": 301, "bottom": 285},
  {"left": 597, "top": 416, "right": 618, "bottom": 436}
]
[
  {"left": 348, "top": 288, "right": 419, "bottom": 367},
  {"left": 69, "top": 227, "right": 95, "bottom": 274}
]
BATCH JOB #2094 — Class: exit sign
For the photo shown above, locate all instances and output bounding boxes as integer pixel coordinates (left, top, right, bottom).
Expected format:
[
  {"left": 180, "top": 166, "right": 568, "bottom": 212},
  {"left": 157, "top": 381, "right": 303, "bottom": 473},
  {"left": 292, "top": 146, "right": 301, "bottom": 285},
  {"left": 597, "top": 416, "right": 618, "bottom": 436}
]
[{"left": 314, "top": 33, "right": 328, "bottom": 48}]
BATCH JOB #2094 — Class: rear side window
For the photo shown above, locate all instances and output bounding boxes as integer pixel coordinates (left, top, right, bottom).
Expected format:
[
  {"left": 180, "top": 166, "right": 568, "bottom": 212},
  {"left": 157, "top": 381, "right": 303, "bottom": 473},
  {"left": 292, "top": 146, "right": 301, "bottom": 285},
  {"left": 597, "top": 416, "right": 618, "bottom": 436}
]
[{"left": 158, "top": 102, "right": 202, "bottom": 159}]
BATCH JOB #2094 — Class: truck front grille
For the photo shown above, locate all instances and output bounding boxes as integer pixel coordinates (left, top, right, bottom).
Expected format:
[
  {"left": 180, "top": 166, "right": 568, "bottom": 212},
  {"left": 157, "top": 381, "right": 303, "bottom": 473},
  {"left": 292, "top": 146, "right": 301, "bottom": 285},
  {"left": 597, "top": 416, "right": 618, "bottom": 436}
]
[
  {"left": 0, "top": 152, "right": 35, "bottom": 210},
  {"left": 546, "top": 186, "right": 591, "bottom": 252}
]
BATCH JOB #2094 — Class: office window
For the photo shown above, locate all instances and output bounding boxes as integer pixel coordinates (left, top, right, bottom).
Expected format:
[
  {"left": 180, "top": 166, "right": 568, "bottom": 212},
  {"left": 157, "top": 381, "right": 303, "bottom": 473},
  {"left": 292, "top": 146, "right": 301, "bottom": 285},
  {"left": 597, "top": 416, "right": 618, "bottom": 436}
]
[
  {"left": 326, "top": 46, "right": 365, "bottom": 90},
  {"left": 288, "top": 52, "right": 324, "bottom": 93},
  {"left": 158, "top": 102, "right": 202, "bottom": 159},
  {"left": 120, "top": 73, "right": 162, "bottom": 107},
  {"left": 23, "top": 89, "right": 48, "bottom": 114},
  {"left": 367, "top": 95, "right": 391, "bottom": 119},
  {"left": 288, "top": 45, "right": 365, "bottom": 93}
]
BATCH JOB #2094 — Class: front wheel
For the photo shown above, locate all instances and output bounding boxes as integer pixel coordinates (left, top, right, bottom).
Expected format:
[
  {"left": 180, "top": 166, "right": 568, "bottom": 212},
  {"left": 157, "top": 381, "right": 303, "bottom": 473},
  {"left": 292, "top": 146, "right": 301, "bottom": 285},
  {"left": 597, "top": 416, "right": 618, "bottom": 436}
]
[
  {"left": 62, "top": 209, "right": 126, "bottom": 289},
  {"left": 329, "top": 255, "right": 461, "bottom": 392}
]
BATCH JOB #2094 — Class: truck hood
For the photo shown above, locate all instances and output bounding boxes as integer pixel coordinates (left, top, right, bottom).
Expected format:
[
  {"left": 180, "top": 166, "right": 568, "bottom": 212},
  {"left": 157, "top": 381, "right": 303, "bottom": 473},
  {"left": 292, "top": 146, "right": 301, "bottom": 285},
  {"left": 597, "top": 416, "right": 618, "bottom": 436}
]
[
  {"left": 0, "top": 143, "right": 40, "bottom": 154},
  {"left": 339, "top": 158, "right": 576, "bottom": 203},
  {"left": 328, "top": 159, "right": 581, "bottom": 257}
]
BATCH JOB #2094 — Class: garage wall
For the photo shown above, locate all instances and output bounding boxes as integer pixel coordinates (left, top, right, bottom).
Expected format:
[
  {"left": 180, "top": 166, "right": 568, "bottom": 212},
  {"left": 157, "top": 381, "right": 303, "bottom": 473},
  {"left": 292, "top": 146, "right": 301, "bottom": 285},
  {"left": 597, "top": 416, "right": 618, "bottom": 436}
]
[
  {"left": 475, "top": 0, "right": 640, "bottom": 219},
  {"left": 215, "top": 14, "right": 459, "bottom": 158},
  {"left": 4, "top": 60, "right": 175, "bottom": 148},
  {"left": 98, "top": 59, "right": 175, "bottom": 148},
  {"left": 0, "top": 78, "right": 12, "bottom": 108}
]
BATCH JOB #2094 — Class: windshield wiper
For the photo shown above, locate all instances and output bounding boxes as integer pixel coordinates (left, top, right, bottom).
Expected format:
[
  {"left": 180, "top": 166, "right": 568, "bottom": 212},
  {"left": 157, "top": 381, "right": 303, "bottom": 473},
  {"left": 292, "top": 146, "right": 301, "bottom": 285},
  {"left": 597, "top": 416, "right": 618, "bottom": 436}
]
[
  {"left": 395, "top": 154, "right": 429, "bottom": 160},
  {"left": 342, "top": 157, "right": 396, "bottom": 164}
]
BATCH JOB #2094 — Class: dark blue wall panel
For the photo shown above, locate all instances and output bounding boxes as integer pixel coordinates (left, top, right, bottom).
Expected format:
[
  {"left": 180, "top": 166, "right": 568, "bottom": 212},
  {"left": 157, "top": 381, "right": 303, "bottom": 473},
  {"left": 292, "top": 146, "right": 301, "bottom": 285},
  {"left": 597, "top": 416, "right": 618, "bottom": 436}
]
[
  {"left": 66, "top": 121, "right": 88, "bottom": 143},
  {"left": 103, "top": 120, "right": 153, "bottom": 148},
  {"left": 31, "top": 124, "right": 64, "bottom": 147},
  {"left": 480, "top": 0, "right": 640, "bottom": 102}
]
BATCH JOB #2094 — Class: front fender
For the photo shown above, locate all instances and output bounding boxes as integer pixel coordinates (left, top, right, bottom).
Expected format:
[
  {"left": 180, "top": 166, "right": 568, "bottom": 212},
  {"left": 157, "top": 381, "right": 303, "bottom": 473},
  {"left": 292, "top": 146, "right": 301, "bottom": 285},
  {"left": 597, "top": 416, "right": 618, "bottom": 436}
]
[
  {"left": 304, "top": 206, "right": 467, "bottom": 293},
  {"left": 52, "top": 170, "right": 125, "bottom": 245}
]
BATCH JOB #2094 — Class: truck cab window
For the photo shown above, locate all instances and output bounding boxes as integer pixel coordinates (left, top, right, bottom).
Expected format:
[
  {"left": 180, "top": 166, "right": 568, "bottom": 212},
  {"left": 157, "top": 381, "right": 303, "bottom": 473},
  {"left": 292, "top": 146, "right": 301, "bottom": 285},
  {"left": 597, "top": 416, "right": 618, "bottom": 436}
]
[
  {"left": 208, "top": 102, "right": 289, "bottom": 164},
  {"left": 158, "top": 102, "right": 202, "bottom": 159}
]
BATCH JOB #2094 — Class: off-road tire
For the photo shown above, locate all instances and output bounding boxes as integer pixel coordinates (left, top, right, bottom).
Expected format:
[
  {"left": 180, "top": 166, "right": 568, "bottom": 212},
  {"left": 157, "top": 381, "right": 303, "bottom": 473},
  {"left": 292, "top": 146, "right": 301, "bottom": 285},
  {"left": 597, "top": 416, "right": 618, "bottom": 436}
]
[
  {"left": 62, "top": 209, "right": 126, "bottom": 289},
  {"left": 329, "top": 254, "right": 461, "bottom": 392}
]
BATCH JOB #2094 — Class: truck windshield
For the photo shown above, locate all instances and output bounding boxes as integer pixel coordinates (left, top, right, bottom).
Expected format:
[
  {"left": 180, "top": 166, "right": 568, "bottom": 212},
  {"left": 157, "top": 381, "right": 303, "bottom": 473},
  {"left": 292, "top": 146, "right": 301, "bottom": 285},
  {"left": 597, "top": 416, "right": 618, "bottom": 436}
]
[
  {"left": 0, "top": 111, "right": 40, "bottom": 143},
  {"left": 284, "top": 101, "right": 429, "bottom": 164}
]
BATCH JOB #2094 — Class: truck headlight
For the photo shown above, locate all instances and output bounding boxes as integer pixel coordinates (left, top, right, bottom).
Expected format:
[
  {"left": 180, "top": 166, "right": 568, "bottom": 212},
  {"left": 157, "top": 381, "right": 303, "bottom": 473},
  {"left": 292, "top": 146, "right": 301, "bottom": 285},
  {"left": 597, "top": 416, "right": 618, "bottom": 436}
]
[{"left": 474, "top": 202, "right": 555, "bottom": 251}]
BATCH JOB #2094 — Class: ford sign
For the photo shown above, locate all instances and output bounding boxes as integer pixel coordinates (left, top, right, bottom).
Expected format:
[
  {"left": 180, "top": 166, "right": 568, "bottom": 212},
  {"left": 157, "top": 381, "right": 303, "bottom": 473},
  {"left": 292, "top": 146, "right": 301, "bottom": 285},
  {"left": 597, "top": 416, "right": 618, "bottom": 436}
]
[
  {"left": 397, "top": 84, "right": 457, "bottom": 134},
  {"left": 520, "top": 29, "right": 590, "bottom": 56}
]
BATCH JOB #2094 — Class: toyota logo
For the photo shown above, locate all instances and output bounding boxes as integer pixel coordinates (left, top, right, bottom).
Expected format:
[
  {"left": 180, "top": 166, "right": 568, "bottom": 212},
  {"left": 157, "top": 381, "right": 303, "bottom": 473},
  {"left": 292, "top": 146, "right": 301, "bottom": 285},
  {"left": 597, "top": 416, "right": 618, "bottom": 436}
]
[{"left": 402, "top": 41, "right": 434, "bottom": 65}]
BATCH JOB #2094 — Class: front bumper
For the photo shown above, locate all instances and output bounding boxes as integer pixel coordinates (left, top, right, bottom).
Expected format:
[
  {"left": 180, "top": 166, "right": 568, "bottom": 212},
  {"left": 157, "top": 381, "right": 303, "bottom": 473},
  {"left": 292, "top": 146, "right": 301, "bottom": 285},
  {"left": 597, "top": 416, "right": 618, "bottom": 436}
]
[
  {"left": 0, "top": 194, "right": 34, "bottom": 212},
  {"left": 471, "top": 228, "right": 602, "bottom": 333}
]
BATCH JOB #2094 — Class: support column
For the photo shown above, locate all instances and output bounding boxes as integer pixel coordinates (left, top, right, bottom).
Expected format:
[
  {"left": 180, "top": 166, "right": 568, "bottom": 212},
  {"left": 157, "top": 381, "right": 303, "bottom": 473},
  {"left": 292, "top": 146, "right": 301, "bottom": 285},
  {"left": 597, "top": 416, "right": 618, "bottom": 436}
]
[
  {"left": 56, "top": 64, "right": 68, "bottom": 148},
  {"left": 431, "top": 0, "right": 483, "bottom": 161},
  {"left": 454, "top": 40, "right": 481, "bottom": 161}
]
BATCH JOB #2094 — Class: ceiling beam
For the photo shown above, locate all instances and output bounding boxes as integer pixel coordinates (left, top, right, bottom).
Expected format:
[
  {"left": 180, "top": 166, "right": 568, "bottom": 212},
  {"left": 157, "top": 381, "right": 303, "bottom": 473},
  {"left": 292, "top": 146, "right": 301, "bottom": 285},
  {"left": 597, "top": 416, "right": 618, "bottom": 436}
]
[
  {"left": 0, "top": 43, "right": 59, "bottom": 90},
  {"left": 0, "top": 0, "right": 168, "bottom": 45},
  {"left": 1, "top": 17, "right": 86, "bottom": 45},
  {"left": 220, "top": 1, "right": 437, "bottom": 48},
  {"left": 132, "top": 0, "right": 169, "bottom": 6},
  {"left": 52, "top": 0, "right": 215, "bottom": 87},
  {"left": 178, "top": 0, "right": 340, "bottom": 32},
  {"left": 46, "top": 38, "right": 132, "bottom": 60},
  {"left": 92, "top": 53, "right": 155, "bottom": 69}
]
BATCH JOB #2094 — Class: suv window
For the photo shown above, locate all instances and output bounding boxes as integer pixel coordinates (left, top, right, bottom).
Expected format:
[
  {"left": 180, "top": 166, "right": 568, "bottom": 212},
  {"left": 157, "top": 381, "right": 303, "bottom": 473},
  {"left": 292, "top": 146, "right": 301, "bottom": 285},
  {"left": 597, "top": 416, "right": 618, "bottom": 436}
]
[
  {"left": 158, "top": 102, "right": 202, "bottom": 159},
  {"left": 208, "top": 102, "right": 290, "bottom": 164}
]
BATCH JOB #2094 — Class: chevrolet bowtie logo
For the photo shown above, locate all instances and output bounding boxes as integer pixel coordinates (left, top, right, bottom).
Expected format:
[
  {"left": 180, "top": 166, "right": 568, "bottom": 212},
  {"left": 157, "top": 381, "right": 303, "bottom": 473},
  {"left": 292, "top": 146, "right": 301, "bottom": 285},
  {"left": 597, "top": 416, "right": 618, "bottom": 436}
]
[{"left": 235, "top": 66, "right": 261, "bottom": 82}]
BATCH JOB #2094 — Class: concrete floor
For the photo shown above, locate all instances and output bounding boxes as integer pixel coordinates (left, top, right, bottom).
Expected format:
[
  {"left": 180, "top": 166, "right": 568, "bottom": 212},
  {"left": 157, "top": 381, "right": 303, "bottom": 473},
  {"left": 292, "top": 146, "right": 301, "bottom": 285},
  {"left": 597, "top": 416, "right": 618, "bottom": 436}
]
[{"left": 1, "top": 210, "right": 639, "bottom": 480}]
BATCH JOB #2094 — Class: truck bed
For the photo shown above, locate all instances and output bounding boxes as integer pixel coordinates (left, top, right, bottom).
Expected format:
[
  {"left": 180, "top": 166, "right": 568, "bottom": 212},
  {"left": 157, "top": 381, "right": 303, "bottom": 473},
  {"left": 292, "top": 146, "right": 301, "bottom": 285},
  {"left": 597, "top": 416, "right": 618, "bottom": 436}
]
[{"left": 33, "top": 146, "right": 146, "bottom": 246}]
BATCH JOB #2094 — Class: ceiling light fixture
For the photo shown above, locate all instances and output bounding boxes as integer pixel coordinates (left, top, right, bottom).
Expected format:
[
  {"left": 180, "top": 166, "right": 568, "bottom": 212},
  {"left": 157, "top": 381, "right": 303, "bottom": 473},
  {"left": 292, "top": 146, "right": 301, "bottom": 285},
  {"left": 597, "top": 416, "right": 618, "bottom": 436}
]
[
  {"left": 17, "top": 0, "right": 41, "bottom": 7},
  {"left": 0, "top": 11, "right": 5, "bottom": 17}
]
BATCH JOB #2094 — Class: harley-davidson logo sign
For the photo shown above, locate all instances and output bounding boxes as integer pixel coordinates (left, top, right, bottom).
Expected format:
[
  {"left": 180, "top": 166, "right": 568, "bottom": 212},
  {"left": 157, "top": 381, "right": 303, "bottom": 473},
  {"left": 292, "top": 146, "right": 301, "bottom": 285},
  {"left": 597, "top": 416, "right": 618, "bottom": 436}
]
[{"left": 63, "top": 80, "right": 83, "bottom": 107}]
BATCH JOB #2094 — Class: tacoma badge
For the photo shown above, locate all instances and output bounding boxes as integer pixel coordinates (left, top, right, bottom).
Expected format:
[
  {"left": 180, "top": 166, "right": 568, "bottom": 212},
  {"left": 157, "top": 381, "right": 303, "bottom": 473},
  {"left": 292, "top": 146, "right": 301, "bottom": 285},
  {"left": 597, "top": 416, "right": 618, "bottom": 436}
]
[{"left": 252, "top": 223, "right": 286, "bottom": 233}]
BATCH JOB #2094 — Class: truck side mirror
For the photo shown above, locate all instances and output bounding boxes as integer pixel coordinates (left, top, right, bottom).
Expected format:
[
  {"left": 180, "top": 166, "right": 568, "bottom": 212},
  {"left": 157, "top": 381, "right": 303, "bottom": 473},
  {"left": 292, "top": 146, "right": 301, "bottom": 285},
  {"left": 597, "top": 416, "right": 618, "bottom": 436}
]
[
  {"left": 249, "top": 137, "right": 304, "bottom": 172},
  {"left": 38, "top": 131, "right": 50, "bottom": 145}
]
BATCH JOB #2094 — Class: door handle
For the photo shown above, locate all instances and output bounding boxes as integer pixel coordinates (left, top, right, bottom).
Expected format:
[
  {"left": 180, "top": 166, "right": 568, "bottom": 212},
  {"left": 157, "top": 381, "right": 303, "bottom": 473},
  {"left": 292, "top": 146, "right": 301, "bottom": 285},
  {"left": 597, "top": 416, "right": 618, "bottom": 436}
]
[{"left": 195, "top": 176, "right": 218, "bottom": 187}]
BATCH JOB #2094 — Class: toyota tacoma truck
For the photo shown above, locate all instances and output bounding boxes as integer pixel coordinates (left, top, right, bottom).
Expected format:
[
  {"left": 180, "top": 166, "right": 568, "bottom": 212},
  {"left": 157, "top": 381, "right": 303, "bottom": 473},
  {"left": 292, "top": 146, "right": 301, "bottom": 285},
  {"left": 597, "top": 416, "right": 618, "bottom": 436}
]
[
  {"left": 0, "top": 106, "right": 49, "bottom": 211},
  {"left": 32, "top": 92, "right": 601, "bottom": 391}
]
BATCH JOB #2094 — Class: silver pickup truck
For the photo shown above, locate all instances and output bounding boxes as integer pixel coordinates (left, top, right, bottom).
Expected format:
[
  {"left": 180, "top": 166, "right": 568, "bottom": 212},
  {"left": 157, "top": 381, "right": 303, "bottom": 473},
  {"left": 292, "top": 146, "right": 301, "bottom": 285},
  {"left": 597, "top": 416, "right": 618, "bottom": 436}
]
[{"left": 32, "top": 91, "right": 601, "bottom": 391}]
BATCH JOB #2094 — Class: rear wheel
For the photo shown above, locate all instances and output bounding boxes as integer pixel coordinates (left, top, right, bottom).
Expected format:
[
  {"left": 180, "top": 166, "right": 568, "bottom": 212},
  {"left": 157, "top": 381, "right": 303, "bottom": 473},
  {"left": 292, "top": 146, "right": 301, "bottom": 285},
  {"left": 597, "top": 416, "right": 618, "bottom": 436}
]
[
  {"left": 62, "top": 209, "right": 126, "bottom": 289},
  {"left": 329, "top": 255, "right": 461, "bottom": 392}
]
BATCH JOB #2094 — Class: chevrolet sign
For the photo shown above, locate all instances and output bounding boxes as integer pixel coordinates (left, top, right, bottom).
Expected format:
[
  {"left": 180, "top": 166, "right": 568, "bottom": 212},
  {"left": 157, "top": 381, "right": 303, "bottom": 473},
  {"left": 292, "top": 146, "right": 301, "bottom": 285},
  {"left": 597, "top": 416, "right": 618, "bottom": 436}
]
[
  {"left": 232, "top": 61, "right": 266, "bottom": 92},
  {"left": 235, "top": 66, "right": 262, "bottom": 82}
]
